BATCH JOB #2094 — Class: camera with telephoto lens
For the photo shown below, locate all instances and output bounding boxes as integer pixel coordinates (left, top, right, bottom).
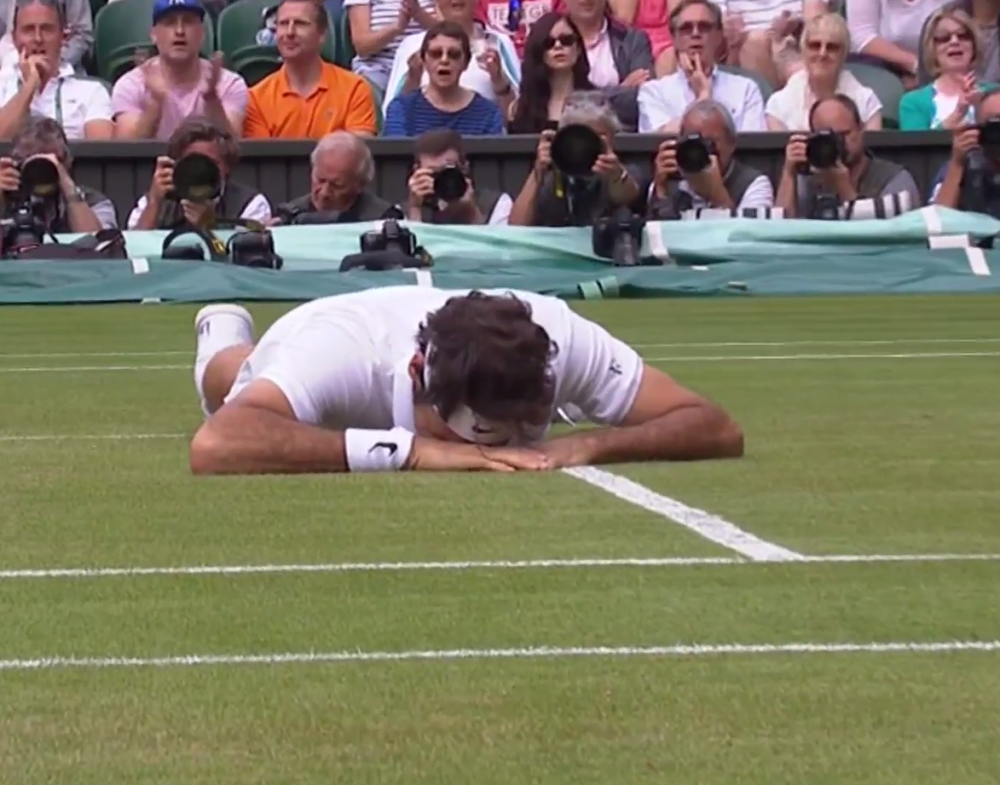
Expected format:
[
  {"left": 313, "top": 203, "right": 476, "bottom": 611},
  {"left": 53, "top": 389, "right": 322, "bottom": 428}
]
[
  {"left": 960, "top": 118, "right": 1000, "bottom": 215},
  {"left": 805, "top": 130, "right": 845, "bottom": 170},
  {"left": 1, "top": 156, "right": 60, "bottom": 255},
  {"left": 170, "top": 152, "right": 223, "bottom": 204},
  {"left": 432, "top": 165, "right": 468, "bottom": 202},
  {"left": 550, "top": 123, "right": 604, "bottom": 178},
  {"left": 674, "top": 133, "right": 716, "bottom": 174}
]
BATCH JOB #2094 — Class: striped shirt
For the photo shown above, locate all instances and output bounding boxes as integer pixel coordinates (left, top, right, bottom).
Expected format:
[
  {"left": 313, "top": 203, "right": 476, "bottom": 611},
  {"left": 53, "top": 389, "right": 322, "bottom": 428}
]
[
  {"left": 383, "top": 90, "right": 505, "bottom": 136},
  {"left": 342, "top": 0, "right": 437, "bottom": 89},
  {"left": 715, "top": 0, "right": 802, "bottom": 31}
]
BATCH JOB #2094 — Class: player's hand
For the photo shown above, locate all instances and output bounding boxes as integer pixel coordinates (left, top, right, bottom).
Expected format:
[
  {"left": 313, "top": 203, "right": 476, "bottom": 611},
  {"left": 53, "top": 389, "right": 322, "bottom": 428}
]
[
  {"left": 149, "top": 156, "right": 175, "bottom": 201},
  {"left": 536, "top": 437, "right": 594, "bottom": 469},
  {"left": 407, "top": 437, "right": 551, "bottom": 472}
]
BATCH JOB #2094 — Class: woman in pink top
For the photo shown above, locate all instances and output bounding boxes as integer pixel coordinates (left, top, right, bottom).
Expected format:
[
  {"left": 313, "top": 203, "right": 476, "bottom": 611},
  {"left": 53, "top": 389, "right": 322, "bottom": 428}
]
[{"left": 608, "top": 0, "right": 674, "bottom": 75}]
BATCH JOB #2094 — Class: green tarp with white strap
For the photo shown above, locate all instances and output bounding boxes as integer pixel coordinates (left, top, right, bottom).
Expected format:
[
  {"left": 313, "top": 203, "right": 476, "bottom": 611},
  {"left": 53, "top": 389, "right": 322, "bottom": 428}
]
[{"left": 0, "top": 206, "right": 997, "bottom": 303}]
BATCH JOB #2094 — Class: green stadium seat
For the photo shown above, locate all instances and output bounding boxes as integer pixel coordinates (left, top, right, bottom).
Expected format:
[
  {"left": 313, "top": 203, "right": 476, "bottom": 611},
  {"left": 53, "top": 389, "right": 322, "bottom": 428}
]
[
  {"left": 218, "top": 0, "right": 336, "bottom": 84},
  {"left": 95, "top": 0, "right": 216, "bottom": 82},
  {"left": 335, "top": 6, "right": 355, "bottom": 69},
  {"left": 845, "top": 62, "right": 905, "bottom": 129},
  {"left": 363, "top": 75, "right": 383, "bottom": 133},
  {"left": 718, "top": 64, "right": 775, "bottom": 103}
]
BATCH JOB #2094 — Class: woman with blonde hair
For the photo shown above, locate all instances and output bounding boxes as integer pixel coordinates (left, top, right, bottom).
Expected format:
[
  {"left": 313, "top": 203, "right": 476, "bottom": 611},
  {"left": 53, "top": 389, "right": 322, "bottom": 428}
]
[
  {"left": 899, "top": 8, "right": 994, "bottom": 130},
  {"left": 765, "top": 13, "right": 883, "bottom": 131}
]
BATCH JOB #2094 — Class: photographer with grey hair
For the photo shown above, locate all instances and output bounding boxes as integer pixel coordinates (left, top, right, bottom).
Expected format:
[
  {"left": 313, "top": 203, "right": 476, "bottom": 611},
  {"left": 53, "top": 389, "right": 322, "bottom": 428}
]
[
  {"left": 648, "top": 98, "right": 773, "bottom": 219},
  {"left": 273, "top": 131, "right": 398, "bottom": 224},
  {"left": 0, "top": 116, "right": 115, "bottom": 233},
  {"left": 509, "top": 91, "right": 645, "bottom": 227}
]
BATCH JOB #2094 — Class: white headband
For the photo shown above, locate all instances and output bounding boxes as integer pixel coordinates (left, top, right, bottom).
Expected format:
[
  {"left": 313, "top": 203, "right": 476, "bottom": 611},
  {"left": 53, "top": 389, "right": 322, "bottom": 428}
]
[{"left": 422, "top": 348, "right": 515, "bottom": 446}]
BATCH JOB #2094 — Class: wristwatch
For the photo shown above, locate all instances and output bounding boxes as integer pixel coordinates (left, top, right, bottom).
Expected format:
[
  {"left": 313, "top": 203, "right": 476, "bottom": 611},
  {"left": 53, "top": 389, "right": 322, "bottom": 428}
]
[{"left": 66, "top": 185, "right": 86, "bottom": 203}]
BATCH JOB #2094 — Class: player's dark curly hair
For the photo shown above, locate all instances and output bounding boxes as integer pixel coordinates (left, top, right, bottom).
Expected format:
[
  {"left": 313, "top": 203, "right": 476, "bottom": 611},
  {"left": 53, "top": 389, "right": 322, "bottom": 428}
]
[{"left": 417, "top": 292, "right": 559, "bottom": 431}]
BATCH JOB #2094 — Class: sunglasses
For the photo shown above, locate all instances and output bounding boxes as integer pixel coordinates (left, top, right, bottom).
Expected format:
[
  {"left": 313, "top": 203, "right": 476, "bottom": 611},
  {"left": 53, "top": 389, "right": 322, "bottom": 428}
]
[
  {"left": 425, "top": 46, "right": 464, "bottom": 62},
  {"left": 544, "top": 32, "right": 578, "bottom": 49},
  {"left": 805, "top": 39, "right": 843, "bottom": 54},
  {"left": 676, "top": 20, "right": 717, "bottom": 36},
  {"left": 933, "top": 29, "right": 973, "bottom": 45}
]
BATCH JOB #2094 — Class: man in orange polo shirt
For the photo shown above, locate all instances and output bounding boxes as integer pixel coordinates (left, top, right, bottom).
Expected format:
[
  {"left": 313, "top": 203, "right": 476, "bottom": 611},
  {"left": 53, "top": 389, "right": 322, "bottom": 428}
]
[{"left": 243, "top": 0, "right": 378, "bottom": 138}]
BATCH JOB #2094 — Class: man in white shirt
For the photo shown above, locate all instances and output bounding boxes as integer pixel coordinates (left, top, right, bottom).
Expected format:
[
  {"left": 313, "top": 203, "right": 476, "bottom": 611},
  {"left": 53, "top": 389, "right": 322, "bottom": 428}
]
[
  {"left": 0, "top": 0, "right": 113, "bottom": 140},
  {"left": 188, "top": 287, "right": 744, "bottom": 474},
  {"left": 648, "top": 98, "right": 774, "bottom": 218},
  {"left": 638, "top": 0, "right": 766, "bottom": 133}
]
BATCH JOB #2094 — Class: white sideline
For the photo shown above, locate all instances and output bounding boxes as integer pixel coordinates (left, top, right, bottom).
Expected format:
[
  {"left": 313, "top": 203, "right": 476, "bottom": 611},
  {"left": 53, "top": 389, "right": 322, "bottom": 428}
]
[
  {"left": 0, "top": 433, "right": 186, "bottom": 442},
  {"left": 562, "top": 467, "right": 804, "bottom": 562},
  {"left": 2, "top": 351, "right": 999, "bottom": 374},
  {"left": 2, "top": 641, "right": 997, "bottom": 671},
  {"left": 2, "top": 553, "right": 999, "bottom": 580}
]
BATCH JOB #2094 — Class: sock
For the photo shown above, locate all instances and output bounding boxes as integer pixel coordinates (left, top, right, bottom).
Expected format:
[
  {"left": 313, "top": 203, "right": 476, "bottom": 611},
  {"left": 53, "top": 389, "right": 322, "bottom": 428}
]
[{"left": 194, "top": 310, "right": 254, "bottom": 417}]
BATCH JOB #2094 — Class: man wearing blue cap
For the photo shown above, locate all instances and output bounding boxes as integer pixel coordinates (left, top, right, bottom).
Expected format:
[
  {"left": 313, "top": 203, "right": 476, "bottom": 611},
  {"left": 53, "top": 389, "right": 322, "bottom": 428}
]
[{"left": 111, "top": 0, "right": 249, "bottom": 141}]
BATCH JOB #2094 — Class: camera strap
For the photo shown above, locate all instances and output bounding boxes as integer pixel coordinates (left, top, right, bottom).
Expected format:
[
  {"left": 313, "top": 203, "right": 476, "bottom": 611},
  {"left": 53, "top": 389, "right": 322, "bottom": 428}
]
[{"left": 160, "top": 224, "right": 228, "bottom": 262}]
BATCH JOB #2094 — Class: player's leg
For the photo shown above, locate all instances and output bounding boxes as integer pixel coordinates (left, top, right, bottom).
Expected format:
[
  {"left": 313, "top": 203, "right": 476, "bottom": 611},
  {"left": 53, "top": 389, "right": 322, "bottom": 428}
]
[{"left": 193, "top": 305, "right": 256, "bottom": 416}]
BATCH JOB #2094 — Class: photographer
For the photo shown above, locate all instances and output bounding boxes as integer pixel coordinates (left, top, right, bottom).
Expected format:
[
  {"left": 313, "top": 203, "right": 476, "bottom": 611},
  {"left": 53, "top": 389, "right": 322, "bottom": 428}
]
[
  {"left": 509, "top": 90, "right": 644, "bottom": 227},
  {"left": 128, "top": 116, "right": 271, "bottom": 230},
  {"left": 404, "top": 128, "right": 511, "bottom": 225},
  {"left": 648, "top": 99, "right": 773, "bottom": 218},
  {"left": 777, "top": 94, "right": 921, "bottom": 219},
  {"left": 0, "top": 116, "right": 115, "bottom": 234},
  {"left": 932, "top": 89, "right": 1000, "bottom": 217},
  {"left": 273, "top": 131, "right": 397, "bottom": 225}
]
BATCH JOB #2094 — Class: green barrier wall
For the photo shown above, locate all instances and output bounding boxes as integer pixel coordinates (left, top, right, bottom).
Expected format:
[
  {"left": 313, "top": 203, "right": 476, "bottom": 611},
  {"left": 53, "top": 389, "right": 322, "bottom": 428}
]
[{"left": 2, "top": 208, "right": 999, "bottom": 304}]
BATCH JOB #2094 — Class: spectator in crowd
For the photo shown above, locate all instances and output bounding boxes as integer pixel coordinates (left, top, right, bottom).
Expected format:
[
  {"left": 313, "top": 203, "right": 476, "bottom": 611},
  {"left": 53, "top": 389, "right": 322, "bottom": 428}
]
[
  {"left": 404, "top": 128, "right": 512, "bottom": 223},
  {"left": 477, "top": 0, "right": 559, "bottom": 57},
  {"left": 508, "top": 12, "right": 595, "bottom": 133},
  {"left": 0, "top": 0, "right": 112, "bottom": 140},
  {"left": 648, "top": 98, "right": 773, "bottom": 216},
  {"left": 0, "top": 116, "right": 116, "bottom": 233},
  {"left": 346, "top": 0, "right": 438, "bottom": 90},
  {"left": 777, "top": 94, "right": 921, "bottom": 218},
  {"left": 917, "top": 0, "right": 1000, "bottom": 84},
  {"left": 112, "top": 0, "right": 248, "bottom": 141},
  {"left": 509, "top": 90, "right": 644, "bottom": 226},
  {"left": 562, "top": 0, "right": 652, "bottom": 131},
  {"left": 714, "top": 1, "right": 827, "bottom": 88},
  {"left": 384, "top": 0, "right": 519, "bottom": 117},
  {"left": 932, "top": 87, "right": 1000, "bottom": 214},
  {"left": 384, "top": 20, "right": 505, "bottom": 135},
  {"left": 128, "top": 116, "right": 272, "bottom": 230},
  {"left": 273, "top": 131, "right": 398, "bottom": 223},
  {"left": 639, "top": 0, "right": 765, "bottom": 133},
  {"left": 847, "top": 0, "right": 951, "bottom": 86},
  {"left": 0, "top": 0, "right": 92, "bottom": 73},
  {"left": 608, "top": 0, "right": 675, "bottom": 77},
  {"left": 767, "top": 12, "right": 882, "bottom": 131},
  {"left": 243, "top": 0, "right": 378, "bottom": 138},
  {"left": 902, "top": 8, "right": 993, "bottom": 129}
]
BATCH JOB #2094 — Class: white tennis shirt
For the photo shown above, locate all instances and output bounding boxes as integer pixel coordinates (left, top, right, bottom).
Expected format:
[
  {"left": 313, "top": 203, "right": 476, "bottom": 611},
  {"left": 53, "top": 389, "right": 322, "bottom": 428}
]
[{"left": 225, "top": 286, "right": 644, "bottom": 437}]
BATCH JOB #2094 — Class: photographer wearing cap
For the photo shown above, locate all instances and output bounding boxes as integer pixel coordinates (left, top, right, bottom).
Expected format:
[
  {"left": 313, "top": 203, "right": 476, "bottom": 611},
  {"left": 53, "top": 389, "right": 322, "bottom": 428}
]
[
  {"left": 648, "top": 99, "right": 773, "bottom": 219},
  {"left": 932, "top": 89, "right": 1000, "bottom": 218},
  {"left": 274, "top": 131, "right": 398, "bottom": 225},
  {"left": 404, "top": 128, "right": 511, "bottom": 225},
  {"left": 777, "top": 94, "right": 920, "bottom": 219},
  {"left": 0, "top": 116, "right": 115, "bottom": 233},
  {"left": 509, "top": 90, "right": 644, "bottom": 227},
  {"left": 128, "top": 116, "right": 271, "bottom": 230}
]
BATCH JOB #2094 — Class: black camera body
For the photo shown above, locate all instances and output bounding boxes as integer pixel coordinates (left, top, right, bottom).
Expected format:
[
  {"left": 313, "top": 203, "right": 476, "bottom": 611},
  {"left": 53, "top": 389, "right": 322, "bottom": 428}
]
[
  {"left": 1, "top": 157, "right": 60, "bottom": 255},
  {"left": 432, "top": 165, "right": 468, "bottom": 202},
  {"left": 342, "top": 218, "right": 430, "bottom": 272},
  {"left": 675, "top": 133, "right": 717, "bottom": 174},
  {"left": 592, "top": 207, "right": 661, "bottom": 268},
  {"left": 804, "top": 130, "right": 846, "bottom": 170},
  {"left": 228, "top": 229, "right": 283, "bottom": 269},
  {"left": 360, "top": 218, "right": 417, "bottom": 256}
]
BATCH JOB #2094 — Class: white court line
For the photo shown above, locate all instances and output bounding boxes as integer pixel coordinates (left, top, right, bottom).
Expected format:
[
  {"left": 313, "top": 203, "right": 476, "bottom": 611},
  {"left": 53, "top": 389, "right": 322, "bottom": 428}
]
[
  {"left": 2, "top": 351, "right": 998, "bottom": 374},
  {"left": 0, "top": 351, "right": 190, "bottom": 359},
  {"left": 562, "top": 466, "right": 803, "bottom": 562},
  {"left": 2, "top": 553, "right": 999, "bottom": 580},
  {"left": 633, "top": 338, "right": 1000, "bottom": 349},
  {"left": 0, "top": 433, "right": 186, "bottom": 443},
  {"left": 2, "top": 641, "right": 997, "bottom": 671}
]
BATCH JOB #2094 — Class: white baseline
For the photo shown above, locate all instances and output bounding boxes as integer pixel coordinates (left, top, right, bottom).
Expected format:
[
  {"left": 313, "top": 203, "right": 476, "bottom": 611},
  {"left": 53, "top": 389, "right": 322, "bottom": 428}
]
[
  {"left": 1, "top": 641, "right": 997, "bottom": 671},
  {"left": 2, "top": 553, "right": 999, "bottom": 580}
]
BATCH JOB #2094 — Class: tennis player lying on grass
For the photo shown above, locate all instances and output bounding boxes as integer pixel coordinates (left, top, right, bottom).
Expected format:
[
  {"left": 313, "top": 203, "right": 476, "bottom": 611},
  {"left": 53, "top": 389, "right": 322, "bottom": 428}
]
[{"left": 189, "top": 286, "right": 744, "bottom": 474}]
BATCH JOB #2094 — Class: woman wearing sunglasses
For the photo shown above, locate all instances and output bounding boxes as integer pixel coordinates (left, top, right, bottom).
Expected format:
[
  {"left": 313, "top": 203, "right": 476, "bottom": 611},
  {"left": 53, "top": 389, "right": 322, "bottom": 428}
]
[
  {"left": 900, "top": 8, "right": 994, "bottom": 130},
  {"left": 508, "top": 12, "right": 596, "bottom": 133},
  {"left": 765, "top": 12, "right": 882, "bottom": 131}
]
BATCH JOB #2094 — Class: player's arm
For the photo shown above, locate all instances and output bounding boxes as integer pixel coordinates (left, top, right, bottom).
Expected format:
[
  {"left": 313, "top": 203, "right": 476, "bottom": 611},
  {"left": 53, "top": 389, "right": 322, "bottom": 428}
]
[{"left": 542, "top": 315, "right": 743, "bottom": 467}]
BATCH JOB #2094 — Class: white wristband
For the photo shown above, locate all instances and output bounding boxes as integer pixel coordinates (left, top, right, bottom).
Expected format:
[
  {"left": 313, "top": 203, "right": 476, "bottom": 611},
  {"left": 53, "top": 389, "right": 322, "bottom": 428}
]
[{"left": 344, "top": 427, "right": 415, "bottom": 472}]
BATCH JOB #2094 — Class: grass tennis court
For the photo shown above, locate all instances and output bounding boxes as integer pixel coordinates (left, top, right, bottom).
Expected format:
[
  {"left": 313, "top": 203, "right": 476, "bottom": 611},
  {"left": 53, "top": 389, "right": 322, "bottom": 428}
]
[{"left": 1, "top": 294, "right": 998, "bottom": 784}]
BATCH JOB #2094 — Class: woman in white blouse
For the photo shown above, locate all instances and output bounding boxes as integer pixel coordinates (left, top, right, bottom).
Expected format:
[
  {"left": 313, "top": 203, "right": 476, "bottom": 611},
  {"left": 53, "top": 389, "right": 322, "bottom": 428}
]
[
  {"left": 766, "top": 13, "right": 882, "bottom": 131},
  {"left": 846, "top": 0, "right": 951, "bottom": 85}
]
